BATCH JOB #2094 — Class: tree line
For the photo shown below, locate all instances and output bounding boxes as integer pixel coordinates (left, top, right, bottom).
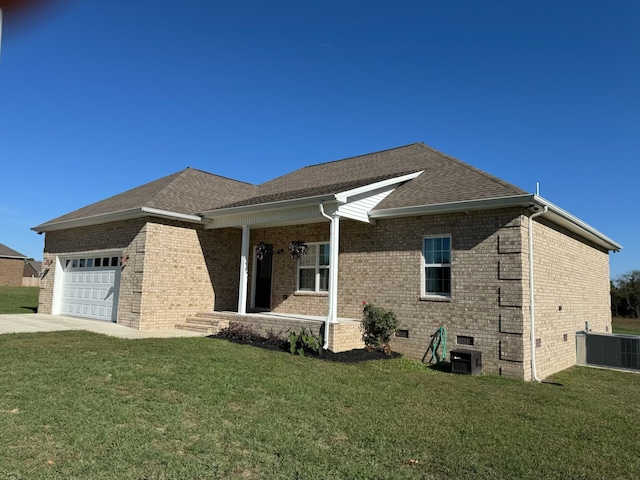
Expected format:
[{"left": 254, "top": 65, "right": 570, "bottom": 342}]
[{"left": 611, "top": 270, "right": 640, "bottom": 318}]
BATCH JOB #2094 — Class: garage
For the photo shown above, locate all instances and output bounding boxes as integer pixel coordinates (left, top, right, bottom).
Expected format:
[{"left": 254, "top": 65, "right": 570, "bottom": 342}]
[{"left": 60, "top": 255, "right": 121, "bottom": 322}]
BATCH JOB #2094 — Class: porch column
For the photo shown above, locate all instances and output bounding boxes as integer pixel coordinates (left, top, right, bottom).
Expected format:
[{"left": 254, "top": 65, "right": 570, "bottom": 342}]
[
  {"left": 238, "top": 224, "right": 250, "bottom": 314},
  {"left": 327, "top": 214, "right": 340, "bottom": 323}
]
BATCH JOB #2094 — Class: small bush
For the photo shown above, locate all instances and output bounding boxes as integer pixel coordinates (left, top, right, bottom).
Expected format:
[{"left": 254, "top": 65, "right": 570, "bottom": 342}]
[
  {"left": 288, "top": 328, "right": 321, "bottom": 356},
  {"left": 215, "top": 323, "right": 262, "bottom": 343},
  {"left": 362, "top": 303, "right": 398, "bottom": 354},
  {"left": 215, "top": 323, "right": 286, "bottom": 350}
]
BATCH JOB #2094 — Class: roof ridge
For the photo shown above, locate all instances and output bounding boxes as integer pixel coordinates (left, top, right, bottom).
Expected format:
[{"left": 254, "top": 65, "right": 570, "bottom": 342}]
[
  {"left": 182, "top": 167, "right": 256, "bottom": 187},
  {"left": 146, "top": 168, "right": 256, "bottom": 209},
  {"left": 298, "top": 142, "right": 423, "bottom": 171},
  {"left": 259, "top": 142, "right": 423, "bottom": 186},
  {"left": 419, "top": 143, "right": 527, "bottom": 194}
]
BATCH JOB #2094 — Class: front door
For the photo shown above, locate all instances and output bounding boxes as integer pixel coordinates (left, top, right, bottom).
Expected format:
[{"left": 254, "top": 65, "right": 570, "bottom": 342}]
[{"left": 254, "top": 243, "right": 273, "bottom": 309}]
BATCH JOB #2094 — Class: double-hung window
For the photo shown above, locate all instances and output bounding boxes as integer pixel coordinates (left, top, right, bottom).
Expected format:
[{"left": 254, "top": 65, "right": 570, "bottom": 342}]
[
  {"left": 423, "top": 236, "right": 451, "bottom": 297},
  {"left": 298, "top": 242, "right": 329, "bottom": 292}
]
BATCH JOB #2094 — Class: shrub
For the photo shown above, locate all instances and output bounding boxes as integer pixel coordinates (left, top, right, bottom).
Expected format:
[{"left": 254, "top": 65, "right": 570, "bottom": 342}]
[
  {"left": 215, "top": 323, "right": 262, "bottom": 343},
  {"left": 215, "top": 323, "right": 286, "bottom": 351},
  {"left": 362, "top": 303, "right": 398, "bottom": 354},
  {"left": 288, "top": 328, "right": 321, "bottom": 356}
]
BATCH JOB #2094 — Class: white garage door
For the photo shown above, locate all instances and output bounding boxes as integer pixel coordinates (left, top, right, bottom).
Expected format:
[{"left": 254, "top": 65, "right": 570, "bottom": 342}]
[{"left": 61, "top": 255, "right": 121, "bottom": 322}]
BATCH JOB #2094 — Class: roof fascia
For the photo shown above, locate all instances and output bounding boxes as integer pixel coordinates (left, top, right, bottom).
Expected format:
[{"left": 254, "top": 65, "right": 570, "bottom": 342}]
[
  {"left": 32, "top": 207, "right": 203, "bottom": 233},
  {"left": 200, "top": 194, "right": 338, "bottom": 218},
  {"left": 370, "top": 193, "right": 621, "bottom": 252},
  {"left": 370, "top": 194, "right": 536, "bottom": 219},
  {"left": 532, "top": 195, "right": 622, "bottom": 252}
]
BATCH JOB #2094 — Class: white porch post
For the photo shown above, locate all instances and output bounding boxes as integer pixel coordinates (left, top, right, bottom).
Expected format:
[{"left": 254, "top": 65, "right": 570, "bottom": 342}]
[
  {"left": 327, "top": 214, "right": 340, "bottom": 323},
  {"left": 238, "top": 224, "right": 250, "bottom": 314}
]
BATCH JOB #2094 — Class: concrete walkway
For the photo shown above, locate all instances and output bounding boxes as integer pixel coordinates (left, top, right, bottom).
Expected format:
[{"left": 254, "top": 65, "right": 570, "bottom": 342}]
[{"left": 0, "top": 314, "right": 206, "bottom": 339}]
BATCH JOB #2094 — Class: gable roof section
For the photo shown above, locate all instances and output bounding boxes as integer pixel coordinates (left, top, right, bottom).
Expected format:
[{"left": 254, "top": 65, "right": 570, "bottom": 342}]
[
  {"left": 0, "top": 243, "right": 27, "bottom": 259},
  {"left": 33, "top": 168, "right": 257, "bottom": 232},
  {"left": 23, "top": 260, "right": 42, "bottom": 277}
]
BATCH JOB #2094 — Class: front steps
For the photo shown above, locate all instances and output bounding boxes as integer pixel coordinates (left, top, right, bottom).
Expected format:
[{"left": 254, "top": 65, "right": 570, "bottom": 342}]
[{"left": 175, "top": 312, "right": 230, "bottom": 335}]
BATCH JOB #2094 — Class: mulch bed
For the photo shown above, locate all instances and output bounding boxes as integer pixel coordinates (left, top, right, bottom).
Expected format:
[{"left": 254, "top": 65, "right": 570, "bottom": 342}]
[{"left": 209, "top": 327, "right": 401, "bottom": 363}]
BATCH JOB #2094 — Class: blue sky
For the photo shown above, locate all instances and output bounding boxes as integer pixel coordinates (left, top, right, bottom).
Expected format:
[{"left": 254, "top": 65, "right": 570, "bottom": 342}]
[{"left": 0, "top": 0, "right": 637, "bottom": 278}]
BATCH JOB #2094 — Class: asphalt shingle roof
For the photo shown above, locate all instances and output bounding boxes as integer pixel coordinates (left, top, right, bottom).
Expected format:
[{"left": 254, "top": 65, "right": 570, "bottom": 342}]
[
  {"left": 0, "top": 243, "right": 27, "bottom": 259},
  {"left": 217, "top": 143, "right": 527, "bottom": 209},
  {"left": 36, "top": 143, "right": 528, "bottom": 227},
  {"left": 39, "top": 168, "right": 257, "bottom": 226}
]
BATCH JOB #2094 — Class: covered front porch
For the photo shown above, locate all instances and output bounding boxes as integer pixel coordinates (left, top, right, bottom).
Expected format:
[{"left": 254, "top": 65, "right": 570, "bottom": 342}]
[{"left": 198, "top": 173, "right": 420, "bottom": 350}]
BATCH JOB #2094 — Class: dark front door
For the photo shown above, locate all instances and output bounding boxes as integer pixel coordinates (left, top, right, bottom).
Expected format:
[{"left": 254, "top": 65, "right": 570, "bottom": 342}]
[{"left": 254, "top": 243, "right": 273, "bottom": 309}]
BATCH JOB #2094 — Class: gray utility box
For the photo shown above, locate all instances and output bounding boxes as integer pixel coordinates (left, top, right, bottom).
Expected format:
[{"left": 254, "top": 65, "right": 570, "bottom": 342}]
[{"left": 450, "top": 349, "right": 482, "bottom": 375}]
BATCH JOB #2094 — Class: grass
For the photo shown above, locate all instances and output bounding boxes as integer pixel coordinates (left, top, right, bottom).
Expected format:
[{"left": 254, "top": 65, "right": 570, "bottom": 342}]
[
  {"left": 0, "top": 286, "right": 39, "bottom": 314},
  {"left": 612, "top": 317, "right": 640, "bottom": 335},
  {"left": 1, "top": 332, "right": 639, "bottom": 479}
]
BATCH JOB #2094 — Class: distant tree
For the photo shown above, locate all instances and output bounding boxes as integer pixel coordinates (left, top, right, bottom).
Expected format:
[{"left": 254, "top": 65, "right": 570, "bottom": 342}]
[{"left": 611, "top": 270, "right": 640, "bottom": 318}]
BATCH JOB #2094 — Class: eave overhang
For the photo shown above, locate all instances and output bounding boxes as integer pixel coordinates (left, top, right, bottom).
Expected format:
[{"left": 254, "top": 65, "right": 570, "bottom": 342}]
[
  {"left": 31, "top": 207, "right": 203, "bottom": 233},
  {"left": 370, "top": 194, "right": 622, "bottom": 252},
  {"left": 201, "top": 195, "right": 340, "bottom": 229},
  {"left": 534, "top": 195, "right": 621, "bottom": 252}
]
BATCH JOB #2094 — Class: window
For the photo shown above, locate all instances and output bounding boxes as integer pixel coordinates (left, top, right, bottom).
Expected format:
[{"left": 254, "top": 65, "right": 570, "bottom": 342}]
[
  {"left": 298, "top": 242, "right": 329, "bottom": 292},
  {"left": 423, "top": 236, "right": 451, "bottom": 297}
]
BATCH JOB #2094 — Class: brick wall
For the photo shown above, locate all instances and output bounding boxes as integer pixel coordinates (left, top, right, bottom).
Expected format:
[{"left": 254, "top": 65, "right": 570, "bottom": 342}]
[
  {"left": 523, "top": 217, "right": 611, "bottom": 379},
  {"left": 39, "top": 218, "right": 146, "bottom": 318},
  {"left": 337, "top": 209, "right": 528, "bottom": 378},
  {"left": 0, "top": 258, "right": 25, "bottom": 286},
  {"left": 39, "top": 218, "right": 240, "bottom": 330},
  {"left": 38, "top": 206, "right": 612, "bottom": 380},
  {"left": 132, "top": 222, "right": 214, "bottom": 330}
]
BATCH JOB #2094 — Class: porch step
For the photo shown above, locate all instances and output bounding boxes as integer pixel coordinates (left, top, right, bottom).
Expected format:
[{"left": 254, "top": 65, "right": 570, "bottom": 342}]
[{"left": 175, "top": 314, "right": 230, "bottom": 335}]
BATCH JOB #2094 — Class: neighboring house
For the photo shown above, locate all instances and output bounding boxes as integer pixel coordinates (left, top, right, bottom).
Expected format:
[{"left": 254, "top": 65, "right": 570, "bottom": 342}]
[
  {"left": 32, "top": 143, "right": 621, "bottom": 380},
  {"left": 23, "top": 260, "right": 42, "bottom": 287},
  {"left": 0, "top": 243, "right": 28, "bottom": 287}
]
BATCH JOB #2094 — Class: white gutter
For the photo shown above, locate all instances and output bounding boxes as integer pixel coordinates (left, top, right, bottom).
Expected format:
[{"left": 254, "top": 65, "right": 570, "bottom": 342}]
[
  {"left": 201, "top": 194, "right": 338, "bottom": 217},
  {"left": 32, "top": 207, "right": 203, "bottom": 233},
  {"left": 370, "top": 193, "right": 621, "bottom": 252},
  {"left": 139, "top": 207, "right": 202, "bottom": 222},
  {"left": 532, "top": 195, "right": 621, "bottom": 252},
  {"left": 529, "top": 205, "right": 548, "bottom": 382},
  {"left": 370, "top": 194, "right": 536, "bottom": 219},
  {"left": 319, "top": 202, "right": 340, "bottom": 350}
]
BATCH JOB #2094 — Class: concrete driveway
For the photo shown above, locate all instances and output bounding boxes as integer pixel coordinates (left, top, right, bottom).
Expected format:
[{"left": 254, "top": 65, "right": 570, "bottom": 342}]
[{"left": 0, "top": 314, "right": 206, "bottom": 339}]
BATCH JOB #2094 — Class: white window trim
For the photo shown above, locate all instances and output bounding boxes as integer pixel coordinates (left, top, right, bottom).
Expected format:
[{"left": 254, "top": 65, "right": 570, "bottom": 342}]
[
  {"left": 421, "top": 234, "right": 452, "bottom": 300},
  {"left": 296, "top": 241, "right": 330, "bottom": 293}
]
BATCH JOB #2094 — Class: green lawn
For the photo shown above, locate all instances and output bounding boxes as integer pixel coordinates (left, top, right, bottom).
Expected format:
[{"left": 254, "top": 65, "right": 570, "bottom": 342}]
[
  {"left": 1, "top": 332, "right": 639, "bottom": 479},
  {"left": 612, "top": 317, "right": 640, "bottom": 336},
  {"left": 0, "top": 286, "right": 40, "bottom": 314}
]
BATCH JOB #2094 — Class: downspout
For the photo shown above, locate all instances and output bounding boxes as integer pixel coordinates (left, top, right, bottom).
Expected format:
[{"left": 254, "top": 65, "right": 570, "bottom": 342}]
[
  {"left": 528, "top": 205, "right": 548, "bottom": 382},
  {"left": 319, "top": 203, "right": 339, "bottom": 350}
]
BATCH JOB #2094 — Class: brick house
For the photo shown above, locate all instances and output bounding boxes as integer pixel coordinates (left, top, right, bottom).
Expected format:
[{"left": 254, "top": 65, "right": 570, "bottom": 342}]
[
  {"left": 32, "top": 143, "right": 620, "bottom": 380},
  {"left": 0, "top": 243, "right": 28, "bottom": 287}
]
